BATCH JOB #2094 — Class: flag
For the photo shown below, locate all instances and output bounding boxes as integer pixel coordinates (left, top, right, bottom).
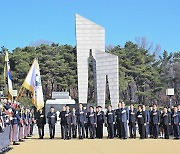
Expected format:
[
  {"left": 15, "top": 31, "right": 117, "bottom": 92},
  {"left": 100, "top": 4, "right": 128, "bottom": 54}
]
[
  {"left": 4, "top": 51, "right": 13, "bottom": 100},
  {"left": 22, "top": 58, "right": 44, "bottom": 110}
]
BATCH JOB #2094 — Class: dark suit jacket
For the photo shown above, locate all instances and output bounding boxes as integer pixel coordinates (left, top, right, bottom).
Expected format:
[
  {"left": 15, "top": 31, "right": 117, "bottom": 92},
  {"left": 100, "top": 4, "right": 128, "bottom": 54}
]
[
  {"left": 97, "top": 111, "right": 104, "bottom": 124},
  {"left": 65, "top": 111, "right": 72, "bottom": 125},
  {"left": 151, "top": 110, "right": 160, "bottom": 124},
  {"left": 71, "top": 112, "right": 77, "bottom": 125},
  {"left": 87, "top": 112, "right": 97, "bottom": 125},
  {"left": 36, "top": 112, "right": 46, "bottom": 127},
  {"left": 59, "top": 111, "right": 66, "bottom": 125},
  {"left": 137, "top": 111, "right": 146, "bottom": 125},
  {"left": 115, "top": 108, "right": 122, "bottom": 122},
  {"left": 129, "top": 109, "right": 137, "bottom": 123},
  {"left": 161, "top": 112, "right": 171, "bottom": 125},
  {"left": 171, "top": 112, "right": 180, "bottom": 125},
  {"left": 106, "top": 110, "right": 115, "bottom": 124},
  {"left": 47, "top": 112, "right": 57, "bottom": 125},
  {"left": 76, "top": 109, "right": 86, "bottom": 123}
]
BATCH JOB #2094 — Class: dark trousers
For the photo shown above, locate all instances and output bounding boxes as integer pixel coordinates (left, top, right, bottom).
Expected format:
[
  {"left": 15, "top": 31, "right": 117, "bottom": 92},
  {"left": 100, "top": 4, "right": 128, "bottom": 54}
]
[
  {"left": 114, "top": 123, "right": 117, "bottom": 137},
  {"left": 78, "top": 122, "right": 85, "bottom": 138},
  {"left": 96, "top": 123, "right": 103, "bottom": 138},
  {"left": 30, "top": 123, "right": 34, "bottom": 135},
  {"left": 88, "top": 124, "right": 96, "bottom": 138},
  {"left": 38, "top": 125, "right": 44, "bottom": 138},
  {"left": 145, "top": 124, "right": 149, "bottom": 138},
  {"left": 173, "top": 124, "right": 179, "bottom": 139},
  {"left": 117, "top": 121, "right": 123, "bottom": 138},
  {"left": 49, "top": 124, "right": 55, "bottom": 138},
  {"left": 84, "top": 123, "right": 88, "bottom": 138},
  {"left": 152, "top": 124, "right": 159, "bottom": 138},
  {"left": 61, "top": 124, "right": 65, "bottom": 139},
  {"left": 129, "top": 122, "right": 136, "bottom": 138},
  {"left": 107, "top": 123, "right": 114, "bottom": 138},
  {"left": 71, "top": 124, "right": 77, "bottom": 138},
  {"left": 169, "top": 125, "right": 173, "bottom": 135},
  {"left": 65, "top": 124, "right": 71, "bottom": 139},
  {"left": 122, "top": 122, "right": 128, "bottom": 139},
  {"left": 163, "top": 124, "right": 169, "bottom": 139},
  {"left": 149, "top": 123, "right": 153, "bottom": 137},
  {"left": 138, "top": 124, "right": 145, "bottom": 139}
]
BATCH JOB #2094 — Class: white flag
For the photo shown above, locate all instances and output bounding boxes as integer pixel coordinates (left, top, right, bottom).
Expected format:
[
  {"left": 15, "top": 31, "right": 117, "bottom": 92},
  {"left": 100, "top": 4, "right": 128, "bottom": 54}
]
[{"left": 22, "top": 58, "right": 44, "bottom": 110}]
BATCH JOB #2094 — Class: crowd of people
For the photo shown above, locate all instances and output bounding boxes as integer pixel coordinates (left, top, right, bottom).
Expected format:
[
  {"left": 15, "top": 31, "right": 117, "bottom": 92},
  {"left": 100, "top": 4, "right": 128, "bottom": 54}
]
[
  {"left": 47, "top": 102, "right": 180, "bottom": 140},
  {"left": 0, "top": 97, "right": 35, "bottom": 152},
  {"left": 0, "top": 97, "right": 180, "bottom": 152}
]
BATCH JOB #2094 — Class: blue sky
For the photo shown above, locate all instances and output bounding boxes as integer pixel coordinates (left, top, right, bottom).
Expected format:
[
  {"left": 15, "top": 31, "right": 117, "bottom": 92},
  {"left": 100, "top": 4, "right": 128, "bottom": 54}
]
[{"left": 0, "top": 0, "right": 179, "bottom": 53}]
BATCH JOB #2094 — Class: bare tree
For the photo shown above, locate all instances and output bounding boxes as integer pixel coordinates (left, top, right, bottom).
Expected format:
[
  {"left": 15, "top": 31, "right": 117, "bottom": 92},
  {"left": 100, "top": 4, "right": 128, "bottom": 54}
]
[
  {"left": 29, "top": 39, "right": 53, "bottom": 46},
  {"left": 135, "top": 36, "right": 161, "bottom": 56}
]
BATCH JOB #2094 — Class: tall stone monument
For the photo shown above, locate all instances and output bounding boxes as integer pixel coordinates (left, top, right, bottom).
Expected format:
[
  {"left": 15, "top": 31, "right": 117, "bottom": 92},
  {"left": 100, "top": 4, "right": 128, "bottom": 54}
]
[{"left": 75, "top": 14, "right": 119, "bottom": 109}]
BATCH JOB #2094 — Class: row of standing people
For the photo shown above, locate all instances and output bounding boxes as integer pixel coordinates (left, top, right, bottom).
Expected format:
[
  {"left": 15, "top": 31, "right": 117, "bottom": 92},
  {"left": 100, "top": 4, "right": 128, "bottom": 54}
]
[{"left": 45, "top": 102, "right": 180, "bottom": 140}]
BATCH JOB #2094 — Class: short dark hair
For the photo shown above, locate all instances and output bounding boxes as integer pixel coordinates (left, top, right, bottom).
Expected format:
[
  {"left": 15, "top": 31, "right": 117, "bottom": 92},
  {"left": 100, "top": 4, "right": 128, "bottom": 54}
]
[
  {"left": 89, "top": 106, "right": 94, "bottom": 109},
  {"left": 138, "top": 105, "right": 142, "bottom": 109},
  {"left": 108, "top": 105, "right": 112, "bottom": 108}
]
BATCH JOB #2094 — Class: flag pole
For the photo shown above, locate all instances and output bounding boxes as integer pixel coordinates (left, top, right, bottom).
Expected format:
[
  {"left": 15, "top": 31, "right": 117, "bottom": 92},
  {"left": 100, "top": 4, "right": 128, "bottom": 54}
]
[{"left": 16, "top": 86, "right": 24, "bottom": 101}]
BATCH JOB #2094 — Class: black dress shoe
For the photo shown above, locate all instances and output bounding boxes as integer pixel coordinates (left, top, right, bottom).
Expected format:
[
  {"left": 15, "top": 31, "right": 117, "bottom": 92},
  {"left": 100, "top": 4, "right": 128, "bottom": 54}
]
[
  {"left": 13, "top": 142, "right": 20, "bottom": 145},
  {"left": 19, "top": 139, "right": 24, "bottom": 142}
]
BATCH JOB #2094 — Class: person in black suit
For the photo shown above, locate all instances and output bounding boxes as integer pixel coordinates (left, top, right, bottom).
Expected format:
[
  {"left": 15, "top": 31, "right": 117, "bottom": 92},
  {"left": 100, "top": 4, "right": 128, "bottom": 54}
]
[
  {"left": 168, "top": 107, "right": 173, "bottom": 135},
  {"left": 83, "top": 106, "right": 88, "bottom": 138},
  {"left": 151, "top": 104, "right": 160, "bottom": 139},
  {"left": 137, "top": 105, "right": 146, "bottom": 139},
  {"left": 142, "top": 105, "right": 150, "bottom": 138},
  {"left": 115, "top": 103, "right": 122, "bottom": 139},
  {"left": 171, "top": 106, "right": 180, "bottom": 139},
  {"left": 71, "top": 108, "right": 77, "bottom": 138},
  {"left": 96, "top": 106, "right": 104, "bottom": 139},
  {"left": 106, "top": 105, "right": 115, "bottom": 139},
  {"left": 120, "top": 102, "right": 129, "bottom": 139},
  {"left": 36, "top": 108, "right": 46, "bottom": 139},
  {"left": 64, "top": 105, "right": 72, "bottom": 140},
  {"left": 129, "top": 104, "right": 137, "bottom": 139},
  {"left": 87, "top": 106, "right": 97, "bottom": 139},
  {"left": 47, "top": 106, "right": 57, "bottom": 139},
  {"left": 59, "top": 106, "right": 66, "bottom": 139},
  {"left": 161, "top": 107, "right": 171, "bottom": 139},
  {"left": 76, "top": 103, "right": 86, "bottom": 139},
  {"left": 178, "top": 105, "right": 180, "bottom": 136},
  {"left": 149, "top": 105, "right": 153, "bottom": 138}
]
